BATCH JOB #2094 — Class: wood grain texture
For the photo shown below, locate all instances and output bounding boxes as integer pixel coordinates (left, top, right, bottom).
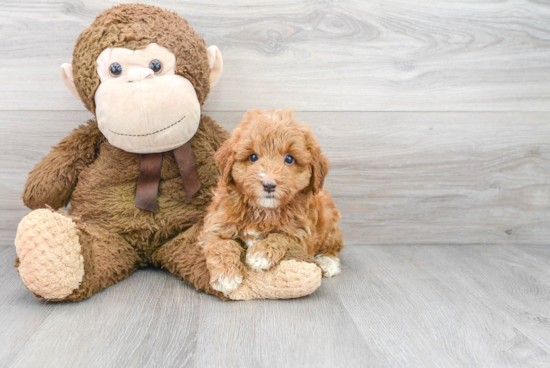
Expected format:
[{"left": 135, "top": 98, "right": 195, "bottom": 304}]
[
  {"left": 330, "top": 245, "right": 550, "bottom": 368},
  {"left": 0, "top": 245, "right": 378, "bottom": 368},
  {"left": 1, "top": 1, "right": 549, "bottom": 367},
  {"left": 1, "top": 110, "right": 549, "bottom": 246},
  {"left": 1, "top": 0, "right": 550, "bottom": 111},
  {"left": 1, "top": 244, "right": 549, "bottom": 368}
]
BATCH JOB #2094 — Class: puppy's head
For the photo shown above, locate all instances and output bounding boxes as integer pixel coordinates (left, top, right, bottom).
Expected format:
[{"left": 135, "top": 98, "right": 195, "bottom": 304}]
[{"left": 215, "top": 109, "right": 330, "bottom": 209}]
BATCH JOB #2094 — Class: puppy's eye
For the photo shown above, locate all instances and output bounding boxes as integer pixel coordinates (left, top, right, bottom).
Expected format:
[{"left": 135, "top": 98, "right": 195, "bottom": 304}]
[
  {"left": 249, "top": 153, "right": 259, "bottom": 162},
  {"left": 284, "top": 154, "right": 295, "bottom": 165},
  {"left": 109, "top": 62, "right": 123, "bottom": 77},
  {"left": 149, "top": 59, "right": 163, "bottom": 74}
]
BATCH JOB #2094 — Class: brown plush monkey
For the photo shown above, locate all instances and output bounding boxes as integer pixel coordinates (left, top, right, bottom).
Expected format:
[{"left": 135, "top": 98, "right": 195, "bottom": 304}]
[{"left": 14, "top": 4, "right": 322, "bottom": 302}]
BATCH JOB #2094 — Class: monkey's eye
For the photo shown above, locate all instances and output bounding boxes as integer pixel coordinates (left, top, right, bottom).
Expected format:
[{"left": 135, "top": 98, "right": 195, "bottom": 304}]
[
  {"left": 284, "top": 154, "right": 295, "bottom": 165},
  {"left": 149, "top": 59, "right": 163, "bottom": 74},
  {"left": 249, "top": 153, "right": 259, "bottom": 163},
  {"left": 109, "top": 62, "right": 123, "bottom": 77}
]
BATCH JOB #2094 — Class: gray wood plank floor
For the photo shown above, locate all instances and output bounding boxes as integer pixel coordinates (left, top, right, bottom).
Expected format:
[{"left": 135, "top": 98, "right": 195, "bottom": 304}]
[{"left": 1, "top": 243, "right": 549, "bottom": 368}]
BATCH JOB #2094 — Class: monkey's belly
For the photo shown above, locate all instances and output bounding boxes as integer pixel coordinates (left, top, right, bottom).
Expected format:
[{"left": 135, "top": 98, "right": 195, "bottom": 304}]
[{"left": 69, "top": 172, "right": 207, "bottom": 250}]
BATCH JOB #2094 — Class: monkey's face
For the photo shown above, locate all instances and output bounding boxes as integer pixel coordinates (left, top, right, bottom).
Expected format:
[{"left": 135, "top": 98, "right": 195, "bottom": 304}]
[
  {"left": 60, "top": 4, "right": 224, "bottom": 154},
  {"left": 92, "top": 43, "right": 199, "bottom": 154},
  {"left": 61, "top": 41, "right": 223, "bottom": 154}
]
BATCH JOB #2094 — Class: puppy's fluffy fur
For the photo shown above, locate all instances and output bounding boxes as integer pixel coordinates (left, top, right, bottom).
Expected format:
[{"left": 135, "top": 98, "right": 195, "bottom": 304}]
[{"left": 200, "top": 109, "right": 344, "bottom": 296}]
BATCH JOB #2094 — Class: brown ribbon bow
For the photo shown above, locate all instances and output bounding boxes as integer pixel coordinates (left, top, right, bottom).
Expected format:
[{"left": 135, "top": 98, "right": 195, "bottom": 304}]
[{"left": 135, "top": 142, "right": 201, "bottom": 212}]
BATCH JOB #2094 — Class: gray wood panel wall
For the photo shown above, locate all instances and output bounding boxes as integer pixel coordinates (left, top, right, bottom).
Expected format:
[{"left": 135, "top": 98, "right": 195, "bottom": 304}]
[{"left": 1, "top": 0, "right": 549, "bottom": 246}]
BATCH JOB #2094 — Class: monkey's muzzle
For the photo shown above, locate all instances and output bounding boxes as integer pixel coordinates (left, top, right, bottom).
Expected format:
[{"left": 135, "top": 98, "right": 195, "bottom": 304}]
[{"left": 95, "top": 70, "right": 201, "bottom": 154}]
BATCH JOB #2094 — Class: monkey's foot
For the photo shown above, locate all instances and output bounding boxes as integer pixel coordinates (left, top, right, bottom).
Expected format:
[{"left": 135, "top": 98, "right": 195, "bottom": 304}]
[
  {"left": 228, "top": 260, "right": 322, "bottom": 300},
  {"left": 15, "top": 209, "right": 84, "bottom": 299}
]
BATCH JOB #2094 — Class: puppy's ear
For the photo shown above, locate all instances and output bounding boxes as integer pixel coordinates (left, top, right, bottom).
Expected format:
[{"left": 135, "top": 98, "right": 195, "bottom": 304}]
[
  {"left": 299, "top": 124, "right": 330, "bottom": 195},
  {"left": 215, "top": 138, "right": 235, "bottom": 185},
  {"left": 309, "top": 145, "right": 330, "bottom": 195}
]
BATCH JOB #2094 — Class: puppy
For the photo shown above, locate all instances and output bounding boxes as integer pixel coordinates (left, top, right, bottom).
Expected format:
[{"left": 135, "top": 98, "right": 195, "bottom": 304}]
[{"left": 200, "top": 109, "right": 344, "bottom": 296}]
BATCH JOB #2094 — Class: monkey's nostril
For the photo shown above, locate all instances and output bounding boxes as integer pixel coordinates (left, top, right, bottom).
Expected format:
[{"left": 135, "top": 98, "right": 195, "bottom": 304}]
[
  {"left": 127, "top": 68, "right": 154, "bottom": 82},
  {"left": 262, "top": 182, "right": 277, "bottom": 193}
]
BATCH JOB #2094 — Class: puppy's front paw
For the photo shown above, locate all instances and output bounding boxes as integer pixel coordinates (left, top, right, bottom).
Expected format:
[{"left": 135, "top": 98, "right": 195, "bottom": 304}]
[
  {"left": 246, "top": 251, "right": 277, "bottom": 272},
  {"left": 245, "top": 237, "right": 287, "bottom": 272},
  {"left": 211, "top": 273, "right": 243, "bottom": 296}
]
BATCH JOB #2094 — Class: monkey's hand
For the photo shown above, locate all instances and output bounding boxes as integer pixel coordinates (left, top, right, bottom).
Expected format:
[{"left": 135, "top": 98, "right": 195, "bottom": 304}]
[{"left": 22, "top": 120, "right": 103, "bottom": 210}]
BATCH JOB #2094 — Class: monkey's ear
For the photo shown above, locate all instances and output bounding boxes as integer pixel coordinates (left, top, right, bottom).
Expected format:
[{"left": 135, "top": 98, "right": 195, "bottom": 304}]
[
  {"left": 206, "top": 46, "right": 223, "bottom": 87},
  {"left": 60, "top": 63, "right": 81, "bottom": 101}
]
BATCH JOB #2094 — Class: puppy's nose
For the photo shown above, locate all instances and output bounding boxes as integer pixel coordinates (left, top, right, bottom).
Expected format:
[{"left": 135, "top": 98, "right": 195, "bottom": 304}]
[{"left": 263, "top": 182, "right": 277, "bottom": 193}]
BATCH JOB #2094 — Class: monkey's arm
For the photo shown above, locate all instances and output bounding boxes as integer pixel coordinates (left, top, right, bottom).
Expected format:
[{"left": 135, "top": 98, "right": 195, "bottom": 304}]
[{"left": 22, "top": 120, "right": 104, "bottom": 210}]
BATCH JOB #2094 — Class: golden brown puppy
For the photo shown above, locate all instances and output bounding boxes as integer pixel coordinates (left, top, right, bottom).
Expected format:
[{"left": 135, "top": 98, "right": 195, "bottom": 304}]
[{"left": 200, "top": 109, "right": 344, "bottom": 296}]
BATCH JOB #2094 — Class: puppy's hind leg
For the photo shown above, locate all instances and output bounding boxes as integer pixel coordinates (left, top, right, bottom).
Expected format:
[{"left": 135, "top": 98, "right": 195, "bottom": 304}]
[
  {"left": 314, "top": 255, "right": 341, "bottom": 278},
  {"left": 315, "top": 223, "right": 344, "bottom": 278}
]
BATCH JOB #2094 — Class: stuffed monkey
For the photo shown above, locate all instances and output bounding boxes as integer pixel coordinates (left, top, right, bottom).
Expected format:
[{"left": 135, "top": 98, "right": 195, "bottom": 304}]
[{"left": 14, "top": 4, "right": 322, "bottom": 302}]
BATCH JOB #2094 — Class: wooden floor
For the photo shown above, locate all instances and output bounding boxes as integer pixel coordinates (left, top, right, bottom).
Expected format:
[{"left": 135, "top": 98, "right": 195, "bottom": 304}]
[
  {"left": 1, "top": 0, "right": 550, "bottom": 367},
  {"left": 0, "top": 243, "right": 548, "bottom": 368}
]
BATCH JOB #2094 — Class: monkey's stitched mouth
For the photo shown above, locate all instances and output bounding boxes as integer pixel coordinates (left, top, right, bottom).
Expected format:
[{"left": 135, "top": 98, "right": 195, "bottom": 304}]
[{"left": 109, "top": 115, "right": 186, "bottom": 137}]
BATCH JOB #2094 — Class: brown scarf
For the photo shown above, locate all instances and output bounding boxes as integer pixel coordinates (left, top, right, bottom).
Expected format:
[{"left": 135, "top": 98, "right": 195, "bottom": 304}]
[{"left": 135, "top": 142, "right": 201, "bottom": 212}]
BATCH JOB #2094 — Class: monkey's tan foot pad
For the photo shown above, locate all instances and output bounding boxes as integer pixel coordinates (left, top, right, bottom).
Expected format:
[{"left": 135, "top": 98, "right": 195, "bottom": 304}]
[
  {"left": 15, "top": 209, "right": 84, "bottom": 300},
  {"left": 228, "top": 260, "right": 322, "bottom": 300}
]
